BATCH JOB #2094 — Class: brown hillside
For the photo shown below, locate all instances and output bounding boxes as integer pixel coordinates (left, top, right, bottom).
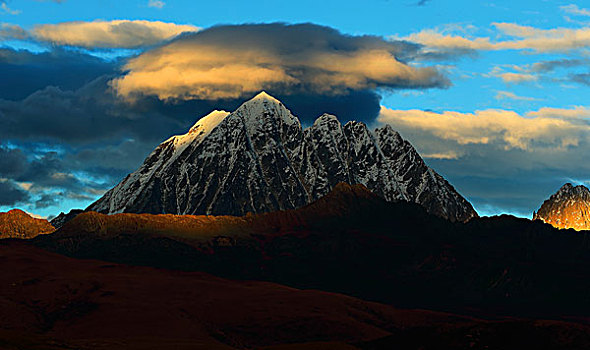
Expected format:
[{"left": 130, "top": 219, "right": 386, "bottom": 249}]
[{"left": 0, "top": 209, "right": 54, "bottom": 239}]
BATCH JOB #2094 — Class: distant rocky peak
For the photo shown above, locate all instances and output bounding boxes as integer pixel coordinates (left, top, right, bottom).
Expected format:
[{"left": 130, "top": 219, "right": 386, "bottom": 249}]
[
  {"left": 553, "top": 183, "right": 590, "bottom": 200},
  {"left": 533, "top": 183, "right": 590, "bottom": 230},
  {"left": 0, "top": 209, "right": 54, "bottom": 239}
]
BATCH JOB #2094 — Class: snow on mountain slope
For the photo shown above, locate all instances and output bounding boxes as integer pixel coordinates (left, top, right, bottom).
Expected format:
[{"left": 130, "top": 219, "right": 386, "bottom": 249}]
[{"left": 88, "top": 92, "right": 477, "bottom": 222}]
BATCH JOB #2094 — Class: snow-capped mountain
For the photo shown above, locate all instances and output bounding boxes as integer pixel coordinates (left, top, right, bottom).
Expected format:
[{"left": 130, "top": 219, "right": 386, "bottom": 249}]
[
  {"left": 88, "top": 92, "right": 477, "bottom": 222},
  {"left": 533, "top": 183, "right": 590, "bottom": 230}
]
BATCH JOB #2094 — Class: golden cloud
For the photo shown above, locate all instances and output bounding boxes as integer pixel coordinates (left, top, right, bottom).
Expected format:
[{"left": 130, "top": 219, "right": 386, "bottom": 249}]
[
  {"left": 0, "top": 23, "right": 28, "bottom": 40},
  {"left": 378, "top": 106, "right": 590, "bottom": 151},
  {"left": 526, "top": 106, "right": 590, "bottom": 119},
  {"left": 31, "top": 20, "right": 199, "bottom": 48},
  {"left": 111, "top": 23, "right": 449, "bottom": 101}
]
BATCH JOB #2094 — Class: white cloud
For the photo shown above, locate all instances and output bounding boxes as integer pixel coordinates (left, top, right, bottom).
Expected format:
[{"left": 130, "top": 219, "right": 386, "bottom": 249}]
[
  {"left": 421, "top": 151, "right": 460, "bottom": 160},
  {"left": 495, "top": 91, "right": 540, "bottom": 101},
  {"left": 1, "top": 2, "right": 21, "bottom": 15},
  {"left": 148, "top": 0, "right": 165, "bottom": 9},
  {"left": 24, "top": 210, "right": 47, "bottom": 220},
  {"left": 561, "top": 4, "right": 590, "bottom": 17}
]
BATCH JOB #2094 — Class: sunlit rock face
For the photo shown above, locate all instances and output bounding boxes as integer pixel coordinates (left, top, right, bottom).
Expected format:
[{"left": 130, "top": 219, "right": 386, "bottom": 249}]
[
  {"left": 0, "top": 209, "right": 54, "bottom": 239},
  {"left": 533, "top": 183, "right": 590, "bottom": 231},
  {"left": 88, "top": 92, "right": 477, "bottom": 222}
]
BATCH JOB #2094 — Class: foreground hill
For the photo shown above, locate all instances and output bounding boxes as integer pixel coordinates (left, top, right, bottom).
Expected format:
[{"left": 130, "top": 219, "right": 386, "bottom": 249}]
[
  {"left": 0, "top": 209, "right": 54, "bottom": 239},
  {"left": 88, "top": 92, "right": 476, "bottom": 222},
  {"left": 36, "top": 184, "right": 590, "bottom": 320},
  {"left": 534, "top": 183, "right": 590, "bottom": 230},
  {"left": 1, "top": 241, "right": 588, "bottom": 350}
]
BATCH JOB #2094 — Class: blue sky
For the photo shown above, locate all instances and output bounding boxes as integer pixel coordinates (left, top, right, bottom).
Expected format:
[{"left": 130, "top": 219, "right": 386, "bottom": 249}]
[{"left": 2, "top": 0, "right": 590, "bottom": 218}]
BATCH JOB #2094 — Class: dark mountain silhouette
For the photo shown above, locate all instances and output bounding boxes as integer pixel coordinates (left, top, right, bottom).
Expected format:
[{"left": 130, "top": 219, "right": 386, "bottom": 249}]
[{"left": 35, "top": 183, "right": 590, "bottom": 321}]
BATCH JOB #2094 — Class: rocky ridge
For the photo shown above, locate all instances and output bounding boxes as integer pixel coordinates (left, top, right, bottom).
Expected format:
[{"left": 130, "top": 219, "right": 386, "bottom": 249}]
[{"left": 88, "top": 92, "right": 477, "bottom": 222}]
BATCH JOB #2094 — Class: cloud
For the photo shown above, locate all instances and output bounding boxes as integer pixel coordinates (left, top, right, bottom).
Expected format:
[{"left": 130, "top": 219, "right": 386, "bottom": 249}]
[
  {"left": 483, "top": 59, "right": 590, "bottom": 86},
  {"left": 399, "top": 29, "right": 495, "bottom": 52},
  {"left": 34, "top": 192, "right": 60, "bottom": 209},
  {"left": 485, "top": 65, "right": 539, "bottom": 84},
  {"left": 0, "top": 180, "right": 29, "bottom": 206},
  {"left": 24, "top": 210, "right": 47, "bottom": 220},
  {"left": 0, "top": 147, "right": 27, "bottom": 178},
  {"left": 0, "top": 143, "right": 124, "bottom": 211},
  {"left": 495, "top": 91, "right": 539, "bottom": 101},
  {"left": 148, "top": 0, "right": 165, "bottom": 9},
  {"left": 1, "top": 2, "right": 20, "bottom": 15},
  {"left": 0, "top": 77, "right": 187, "bottom": 144},
  {"left": 378, "top": 106, "right": 589, "bottom": 151},
  {"left": 531, "top": 58, "right": 589, "bottom": 73},
  {"left": 498, "top": 72, "right": 538, "bottom": 83},
  {"left": 527, "top": 106, "right": 590, "bottom": 119},
  {"left": 399, "top": 22, "right": 590, "bottom": 54},
  {"left": 30, "top": 20, "right": 199, "bottom": 48},
  {"left": 421, "top": 151, "right": 459, "bottom": 160},
  {"left": 0, "top": 47, "right": 118, "bottom": 100},
  {"left": 0, "top": 23, "right": 27, "bottom": 40},
  {"left": 561, "top": 4, "right": 590, "bottom": 17},
  {"left": 111, "top": 23, "right": 450, "bottom": 101},
  {"left": 568, "top": 72, "right": 590, "bottom": 86},
  {"left": 493, "top": 22, "right": 590, "bottom": 52}
]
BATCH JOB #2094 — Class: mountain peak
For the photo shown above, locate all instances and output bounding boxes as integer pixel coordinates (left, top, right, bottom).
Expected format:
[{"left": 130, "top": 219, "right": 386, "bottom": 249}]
[
  {"left": 551, "top": 183, "right": 590, "bottom": 202},
  {"left": 556, "top": 182, "right": 575, "bottom": 194},
  {"left": 533, "top": 183, "right": 590, "bottom": 230},
  {"left": 6, "top": 209, "right": 28, "bottom": 217},
  {"left": 252, "top": 91, "right": 279, "bottom": 102},
  {"left": 88, "top": 94, "right": 477, "bottom": 222},
  {"left": 561, "top": 182, "right": 574, "bottom": 190},
  {"left": 233, "top": 91, "right": 299, "bottom": 129},
  {"left": 0, "top": 209, "right": 54, "bottom": 239},
  {"left": 313, "top": 113, "right": 339, "bottom": 125}
]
